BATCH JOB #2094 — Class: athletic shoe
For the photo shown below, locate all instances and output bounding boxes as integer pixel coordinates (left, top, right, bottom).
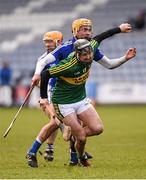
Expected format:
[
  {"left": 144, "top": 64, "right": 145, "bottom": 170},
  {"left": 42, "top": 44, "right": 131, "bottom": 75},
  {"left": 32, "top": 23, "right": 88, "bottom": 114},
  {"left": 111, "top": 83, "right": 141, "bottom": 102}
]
[
  {"left": 79, "top": 154, "right": 91, "bottom": 167},
  {"left": 26, "top": 153, "right": 38, "bottom": 168},
  {"left": 69, "top": 151, "right": 78, "bottom": 166},
  {"left": 44, "top": 149, "right": 54, "bottom": 161},
  {"left": 85, "top": 151, "right": 93, "bottom": 159}
]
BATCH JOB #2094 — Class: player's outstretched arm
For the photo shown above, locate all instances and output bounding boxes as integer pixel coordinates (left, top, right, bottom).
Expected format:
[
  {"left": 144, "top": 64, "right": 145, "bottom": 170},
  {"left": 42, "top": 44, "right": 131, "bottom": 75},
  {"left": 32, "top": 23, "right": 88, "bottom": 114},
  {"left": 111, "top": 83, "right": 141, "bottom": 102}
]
[
  {"left": 93, "top": 23, "right": 132, "bottom": 45},
  {"left": 98, "top": 47, "right": 136, "bottom": 69}
]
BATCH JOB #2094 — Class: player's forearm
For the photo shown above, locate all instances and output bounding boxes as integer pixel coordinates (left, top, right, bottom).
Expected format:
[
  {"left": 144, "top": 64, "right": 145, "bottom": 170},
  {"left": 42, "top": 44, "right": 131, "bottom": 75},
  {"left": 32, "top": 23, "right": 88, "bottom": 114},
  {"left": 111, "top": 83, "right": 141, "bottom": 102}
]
[
  {"left": 35, "top": 53, "right": 56, "bottom": 75},
  {"left": 40, "top": 70, "right": 51, "bottom": 98},
  {"left": 93, "top": 27, "right": 121, "bottom": 44},
  {"left": 98, "top": 55, "right": 127, "bottom": 69}
]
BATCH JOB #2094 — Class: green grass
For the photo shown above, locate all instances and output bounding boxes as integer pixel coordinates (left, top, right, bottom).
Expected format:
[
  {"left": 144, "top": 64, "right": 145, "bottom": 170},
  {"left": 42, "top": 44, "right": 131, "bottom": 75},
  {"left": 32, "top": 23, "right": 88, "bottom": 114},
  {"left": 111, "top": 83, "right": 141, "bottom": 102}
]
[{"left": 0, "top": 105, "right": 146, "bottom": 179}]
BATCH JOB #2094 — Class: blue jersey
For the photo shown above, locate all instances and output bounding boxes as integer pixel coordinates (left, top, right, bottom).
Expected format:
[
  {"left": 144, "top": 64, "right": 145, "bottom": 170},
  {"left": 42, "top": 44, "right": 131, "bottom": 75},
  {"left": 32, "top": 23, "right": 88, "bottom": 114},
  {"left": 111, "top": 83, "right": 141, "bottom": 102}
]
[
  {"left": 52, "top": 37, "right": 104, "bottom": 62},
  {"left": 39, "top": 52, "right": 59, "bottom": 88},
  {"left": 52, "top": 37, "right": 75, "bottom": 60}
]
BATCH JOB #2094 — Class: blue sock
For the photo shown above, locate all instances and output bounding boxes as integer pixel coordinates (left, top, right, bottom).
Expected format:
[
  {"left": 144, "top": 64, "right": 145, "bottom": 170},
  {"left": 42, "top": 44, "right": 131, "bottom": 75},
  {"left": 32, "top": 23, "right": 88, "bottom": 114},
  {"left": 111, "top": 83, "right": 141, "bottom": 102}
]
[
  {"left": 70, "top": 149, "right": 78, "bottom": 163},
  {"left": 28, "top": 139, "right": 42, "bottom": 154}
]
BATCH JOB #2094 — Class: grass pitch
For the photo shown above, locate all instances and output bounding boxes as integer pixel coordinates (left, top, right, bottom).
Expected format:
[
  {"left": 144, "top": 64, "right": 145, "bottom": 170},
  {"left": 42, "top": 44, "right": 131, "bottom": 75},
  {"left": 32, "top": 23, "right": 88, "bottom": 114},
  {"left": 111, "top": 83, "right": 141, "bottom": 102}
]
[{"left": 0, "top": 105, "right": 146, "bottom": 179}]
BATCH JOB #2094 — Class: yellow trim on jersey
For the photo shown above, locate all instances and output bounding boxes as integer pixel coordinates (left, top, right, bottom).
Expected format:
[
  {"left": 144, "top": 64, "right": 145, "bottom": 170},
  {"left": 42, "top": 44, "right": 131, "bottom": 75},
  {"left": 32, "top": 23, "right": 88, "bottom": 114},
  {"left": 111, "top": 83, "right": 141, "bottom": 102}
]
[
  {"left": 60, "top": 70, "right": 90, "bottom": 85},
  {"left": 49, "top": 57, "right": 77, "bottom": 75},
  {"left": 90, "top": 39, "right": 96, "bottom": 47},
  {"left": 53, "top": 103, "right": 64, "bottom": 121}
]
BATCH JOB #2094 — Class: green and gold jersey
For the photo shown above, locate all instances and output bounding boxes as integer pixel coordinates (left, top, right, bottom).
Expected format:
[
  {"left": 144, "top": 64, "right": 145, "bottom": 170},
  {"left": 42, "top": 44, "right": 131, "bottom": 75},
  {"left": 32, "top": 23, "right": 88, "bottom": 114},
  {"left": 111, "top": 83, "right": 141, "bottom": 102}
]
[{"left": 48, "top": 40, "right": 103, "bottom": 104}]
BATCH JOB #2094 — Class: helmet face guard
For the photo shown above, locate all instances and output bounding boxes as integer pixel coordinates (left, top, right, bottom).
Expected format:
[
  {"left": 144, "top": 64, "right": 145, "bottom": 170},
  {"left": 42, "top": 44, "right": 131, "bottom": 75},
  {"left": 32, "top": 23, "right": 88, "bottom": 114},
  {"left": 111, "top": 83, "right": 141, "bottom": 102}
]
[
  {"left": 76, "top": 46, "right": 93, "bottom": 55},
  {"left": 74, "top": 39, "right": 93, "bottom": 63},
  {"left": 72, "top": 18, "right": 92, "bottom": 36}
]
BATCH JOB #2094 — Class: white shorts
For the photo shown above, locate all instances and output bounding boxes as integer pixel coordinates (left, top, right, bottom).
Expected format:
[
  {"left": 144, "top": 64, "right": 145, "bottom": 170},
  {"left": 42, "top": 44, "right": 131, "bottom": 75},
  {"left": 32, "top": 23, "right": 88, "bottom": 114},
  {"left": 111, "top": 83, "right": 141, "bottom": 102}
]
[{"left": 53, "top": 98, "right": 92, "bottom": 120}]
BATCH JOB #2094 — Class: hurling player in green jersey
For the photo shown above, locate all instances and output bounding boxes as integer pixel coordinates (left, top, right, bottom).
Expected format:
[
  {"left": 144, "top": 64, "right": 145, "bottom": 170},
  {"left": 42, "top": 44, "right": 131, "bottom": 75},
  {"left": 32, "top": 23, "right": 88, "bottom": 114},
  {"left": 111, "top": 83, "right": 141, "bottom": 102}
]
[{"left": 40, "top": 39, "right": 136, "bottom": 166}]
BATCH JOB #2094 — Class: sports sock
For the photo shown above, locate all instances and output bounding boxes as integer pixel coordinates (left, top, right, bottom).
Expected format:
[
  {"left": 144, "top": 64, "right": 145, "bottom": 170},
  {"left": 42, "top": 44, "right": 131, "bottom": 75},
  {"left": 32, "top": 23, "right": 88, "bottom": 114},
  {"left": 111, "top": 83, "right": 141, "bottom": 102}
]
[
  {"left": 70, "top": 149, "right": 78, "bottom": 163},
  {"left": 70, "top": 136, "right": 76, "bottom": 152},
  {"left": 46, "top": 143, "right": 54, "bottom": 151},
  {"left": 69, "top": 137, "right": 78, "bottom": 163},
  {"left": 28, "top": 138, "right": 42, "bottom": 154}
]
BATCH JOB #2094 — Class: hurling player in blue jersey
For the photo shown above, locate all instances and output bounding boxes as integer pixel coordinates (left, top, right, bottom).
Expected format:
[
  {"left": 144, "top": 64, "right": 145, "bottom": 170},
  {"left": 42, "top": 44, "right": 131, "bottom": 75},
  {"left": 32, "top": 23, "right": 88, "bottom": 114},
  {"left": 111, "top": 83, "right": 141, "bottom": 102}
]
[
  {"left": 33, "top": 19, "right": 131, "bottom": 77},
  {"left": 30, "top": 18, "right": 132, "bottom": 167}
]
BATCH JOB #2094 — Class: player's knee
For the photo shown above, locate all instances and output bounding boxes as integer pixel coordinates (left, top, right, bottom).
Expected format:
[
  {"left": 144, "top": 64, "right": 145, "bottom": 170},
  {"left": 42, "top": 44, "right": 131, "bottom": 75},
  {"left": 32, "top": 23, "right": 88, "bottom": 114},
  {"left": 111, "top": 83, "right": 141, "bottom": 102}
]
[
  {"left": 91, "top": 124, "right": 104, "bottom": 135},
  {"left": 77, "top": 129, "right": 86, "bottom": 142},
  {"left": 97, "top": 124, "right": 104, "bottom": 134}
]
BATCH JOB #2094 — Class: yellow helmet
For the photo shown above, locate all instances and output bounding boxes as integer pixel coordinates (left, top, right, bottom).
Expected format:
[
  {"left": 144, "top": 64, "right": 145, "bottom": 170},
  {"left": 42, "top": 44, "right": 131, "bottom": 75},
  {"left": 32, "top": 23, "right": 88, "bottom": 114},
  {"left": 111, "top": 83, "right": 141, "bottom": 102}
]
[
  {"left": 43, "top": 31, "right": 63, "bottom": 42},
  {"left": 72, "top": 18, "right": 92, "bottom": 36}
]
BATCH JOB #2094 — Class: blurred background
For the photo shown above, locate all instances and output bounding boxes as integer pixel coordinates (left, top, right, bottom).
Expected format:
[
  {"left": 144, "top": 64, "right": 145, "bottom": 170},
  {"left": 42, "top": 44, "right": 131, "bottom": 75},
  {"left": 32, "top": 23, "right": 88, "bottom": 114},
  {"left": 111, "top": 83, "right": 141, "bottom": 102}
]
[{"left": 0, "top": 0, "right": 146, "bottom": 107}]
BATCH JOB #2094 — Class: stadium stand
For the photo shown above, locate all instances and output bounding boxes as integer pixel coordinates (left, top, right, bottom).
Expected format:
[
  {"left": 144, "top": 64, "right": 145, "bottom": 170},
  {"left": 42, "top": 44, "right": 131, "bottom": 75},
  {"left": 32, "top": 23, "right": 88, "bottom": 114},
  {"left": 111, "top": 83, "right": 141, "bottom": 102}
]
[
  {"left": 0, "top": 0, "right": 146, "bottom": 104},
  {"left": 0, "top": 0, "right": 30, "bottom": 15}
]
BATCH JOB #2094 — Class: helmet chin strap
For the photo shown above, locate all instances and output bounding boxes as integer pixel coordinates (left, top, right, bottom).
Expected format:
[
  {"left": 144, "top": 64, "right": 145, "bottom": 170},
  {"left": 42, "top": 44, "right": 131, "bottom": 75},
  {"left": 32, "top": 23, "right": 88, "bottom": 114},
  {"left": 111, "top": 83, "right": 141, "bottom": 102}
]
[{"left": 76, "top": 53, "right": 80, "bottom": 61}]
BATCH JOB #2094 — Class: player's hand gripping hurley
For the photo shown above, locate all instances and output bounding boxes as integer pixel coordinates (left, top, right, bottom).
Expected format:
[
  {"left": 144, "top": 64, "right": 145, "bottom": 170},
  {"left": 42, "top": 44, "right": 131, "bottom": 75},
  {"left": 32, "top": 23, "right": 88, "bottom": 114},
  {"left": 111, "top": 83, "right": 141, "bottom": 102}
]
[{"left": 3, "top": 85, "right": 34, "bottom": 138}]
